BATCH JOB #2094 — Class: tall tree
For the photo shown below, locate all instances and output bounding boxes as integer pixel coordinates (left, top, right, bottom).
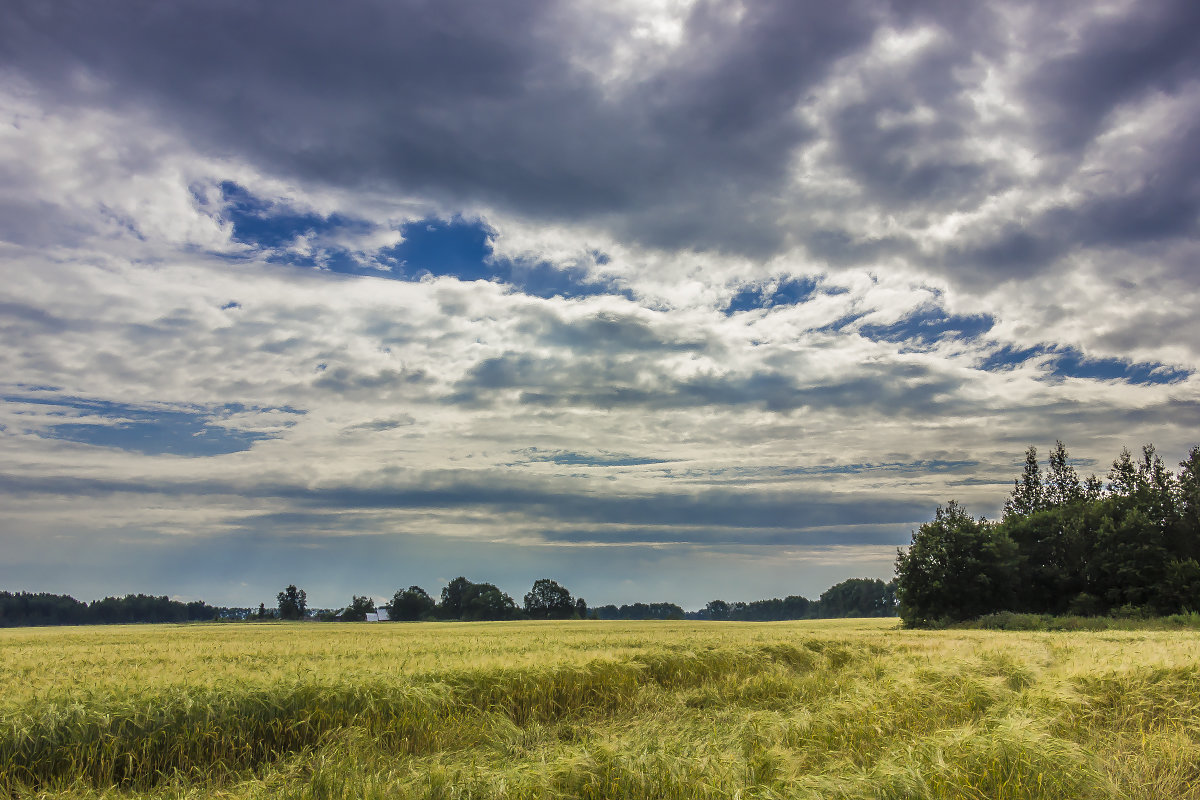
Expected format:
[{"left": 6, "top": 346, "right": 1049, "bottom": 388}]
[
  {"left": 1004, "top": 446, "right": 1045, "bottom": 518},
  {"left": 1044, "top": 440, "right": 1082, "bottom": 507},
  {"left": 895, "top": 501, "right": 1019, "bottom": 626},
  {"left": 523, "top": 578, "right": 575, "bottom": 619},
  {"left": 388, "top": 586, "right": 435, "bottom": 621},
  {"left": 818, "top": 578, "right": 893, "bottom": 617},
  {"left": 276, "top": 585, "right": 307, "bottom": 620},
  {"left": 439, "top": 577, "right": 472, "bottom": 619},
  {"left": 342, "top": 595, "right": 375, "bottom": 622}
]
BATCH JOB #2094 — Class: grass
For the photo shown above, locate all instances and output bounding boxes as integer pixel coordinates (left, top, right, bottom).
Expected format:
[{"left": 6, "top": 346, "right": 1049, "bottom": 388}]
[{"left": 1, "top": 619, "right": 1199, "bottom": 798}]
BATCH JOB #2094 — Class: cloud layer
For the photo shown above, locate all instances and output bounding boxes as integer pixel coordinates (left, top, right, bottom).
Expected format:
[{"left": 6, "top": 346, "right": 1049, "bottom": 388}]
[{"left": 1, "top": 0, "right": 1197, "bottom": 608}]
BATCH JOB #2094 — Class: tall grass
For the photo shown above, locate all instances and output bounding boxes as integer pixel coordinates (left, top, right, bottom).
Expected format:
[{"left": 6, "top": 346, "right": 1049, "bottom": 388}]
[{"left": 2, "top": 620, "right": 1199, "bottom": 798}]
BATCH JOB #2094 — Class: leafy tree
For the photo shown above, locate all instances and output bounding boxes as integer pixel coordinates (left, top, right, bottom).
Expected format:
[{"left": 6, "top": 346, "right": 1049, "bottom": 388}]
[
  {"left": 1044, "top": 440, "right": 1082, "bottom": 507},
  {"left": 1179, "top": 447, "right": 1200, "bottom": 561},
  {"left": 439, "top": 577, "right": 472, "bottom": 619},
  {"left": 703, "top": 599, "right": 731, "bottom": 620},
  {"left": 895, "top": 501, "right": 1019, "bottom": 626},
  {"left": 524, "top": 578, "right": 575, "bottom": 619},
  {"left": 438, "top": 577, "right": 519, "bottom": 621},
  {"left": 462, "top": 585, "right": 518, "bottom": 621},
  {"left": 388, "top": 586, "right": 435, "bottom": 621},
  {"left": 342, "top": 595, "right": 375, "bottom": 622},
  {"left": 818, "top": 578, "right": 893, "bottom": 617},
  {"left": 276, "top": 585, "right": 307, "bottom": 620},
  {"left": 1004, "top": 446, "right": 1045, "bottom": 519},
  {"left": 575, "top": 597, "right": 588, "bottom": 619}
]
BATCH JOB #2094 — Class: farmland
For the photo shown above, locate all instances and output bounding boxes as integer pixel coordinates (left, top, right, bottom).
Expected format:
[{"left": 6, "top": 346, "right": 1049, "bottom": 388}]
[{"left": 2, "top": 620, "right": 1199, "bottom": 798}]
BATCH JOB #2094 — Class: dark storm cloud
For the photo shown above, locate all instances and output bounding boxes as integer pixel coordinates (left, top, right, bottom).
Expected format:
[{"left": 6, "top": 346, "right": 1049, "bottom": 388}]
[
  {"left": 2, "top": 0, "right": 879, "bottom": 255},
  {"left": 1022, "top": 0, "right": 1200, "bottom": 154},
  {"left": 944, "top": 116, "right": 1200, "bottom": 279},
  {"left": 0, "top": 469, "right": 931, "bottom": 542},
  {"left": 454, "top": 351, "right": 966, "bottom": 417},
  {"left": 523, "top": 310, "right": 708, "bottom": 353},
  {"left": 5, "top": 0, "right": 1199, "bottom": 279}
]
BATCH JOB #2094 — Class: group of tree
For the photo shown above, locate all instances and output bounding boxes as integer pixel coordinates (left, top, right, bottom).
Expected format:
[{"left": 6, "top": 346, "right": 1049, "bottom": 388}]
[
  {"left": 0, "top": 592, "right": 218, "bottom": 627},
  {"left": 327, "top": 577, "right": 585, "bottom": 623},
  {"left": 1, "top": 576, "right": 898, "bottom": 628},
  {"left": 895, "top": 442, "right": 1200, "bottom": 626},
  {"left": 689, "top": 578, "right": 896, "bottom": 621}
]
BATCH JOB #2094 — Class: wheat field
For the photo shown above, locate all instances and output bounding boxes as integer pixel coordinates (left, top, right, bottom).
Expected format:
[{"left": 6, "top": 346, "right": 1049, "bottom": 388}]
[{"left": 1, "top": 619, "right": 1198, "bottom": 799}]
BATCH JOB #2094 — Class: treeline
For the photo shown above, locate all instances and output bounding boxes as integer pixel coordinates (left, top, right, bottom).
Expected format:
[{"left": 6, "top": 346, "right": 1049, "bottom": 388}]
[
  {"left": 373, "top": 576, "right": 895, "bottom": 623},
  {"left": 0, "top": 592, "right": 220, "bottom": 627},
  {"left": 0, "top": 575, "right": 897, "bottom": 627},
  {"left": 896, "top": 443, "right": 1200, "bottom": 627}
]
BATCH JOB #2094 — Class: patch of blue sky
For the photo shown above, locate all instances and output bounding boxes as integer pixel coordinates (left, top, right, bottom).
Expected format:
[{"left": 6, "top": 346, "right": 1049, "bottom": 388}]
[
  {"left": 725, "top": 276, "right": 822, "bottom": 315},
  {"left": 816, "top": 311, "right": 869, "bottom": 333},
  {"left": 380, "top": 218, "right": 628, "bottom": 300},
  {"left": 5, "top": 393, "right": 302, "bottom": 457},
  {"left": 221, "top": 181, "right": 372, "bottom": 250},
  {"left": 217, "top": 183, "right": 624, "bottom": 299},
  {"left": 857, "top": 305, "right": 994, "bottom": 346},
  {"left": 977, "top": 344, "right": 1190, "bottom": 385}
]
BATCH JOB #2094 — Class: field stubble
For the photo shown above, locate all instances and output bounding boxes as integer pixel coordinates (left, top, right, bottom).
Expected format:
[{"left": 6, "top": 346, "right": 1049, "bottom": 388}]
[{"left": 1, "top": 619, "right": 1199, "bottom": 799}]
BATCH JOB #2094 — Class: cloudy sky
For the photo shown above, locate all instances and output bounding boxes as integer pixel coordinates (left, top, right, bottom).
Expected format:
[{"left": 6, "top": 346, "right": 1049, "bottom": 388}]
[{"left": 2, "top": 0, "right": 1198, "bottom": 610}]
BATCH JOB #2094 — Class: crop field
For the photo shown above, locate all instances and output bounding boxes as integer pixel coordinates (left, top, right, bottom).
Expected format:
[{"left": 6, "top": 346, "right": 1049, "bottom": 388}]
[{"left": 2, "top": 620, "right": 1199, "bottom": 799}]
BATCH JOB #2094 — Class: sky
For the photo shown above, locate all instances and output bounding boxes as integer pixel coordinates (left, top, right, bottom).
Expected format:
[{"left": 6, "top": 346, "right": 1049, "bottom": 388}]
[{"left": 2, "top": 0, "right": 1199, "bottom": 611}]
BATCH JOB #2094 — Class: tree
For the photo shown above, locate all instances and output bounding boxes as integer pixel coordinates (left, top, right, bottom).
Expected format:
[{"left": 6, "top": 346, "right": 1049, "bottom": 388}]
[
  {"left": 342, "top": 595, "right": 375, "bottom": 622},
  {"left": 439, "top": 577, "right": 519, "bottom": 621},
  {"left": 1004, "top": 446, "right": 1045, "bottom": 519},
  {"left": 524, "top": 578, "right": 575, "bottom": 619},
  {"left": 1044, "top": 440, "right": 1082, "bottom": 507},
  {"left": 276, "top": 585, "right": 307, "bottom": 620},
  {"left": 439, "top": 577, "right": 473, "bottom": 619},
  {"left": 818, "top": 578, "right": 893, "bottom": 617},
  {"left": 388, "top": 586, "right": 436, "bottom": 621},
  {"left": 895, "top": 501, "right": 1019, "bottom": 626},
  {"left": 463, "top": 585, "right": 518, "bottom": 620},
  {"left": 703, "top": 599, "right": 731, "bottom": 620},
  {"left": 1179, "top": 447, "right": 1200, "bottom": 561}
]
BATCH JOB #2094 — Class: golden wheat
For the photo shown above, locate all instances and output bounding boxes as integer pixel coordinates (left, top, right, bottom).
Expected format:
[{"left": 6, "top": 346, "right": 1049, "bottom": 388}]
[{"left": 2, "top": 620, "right": 1198, "bottom": 798}]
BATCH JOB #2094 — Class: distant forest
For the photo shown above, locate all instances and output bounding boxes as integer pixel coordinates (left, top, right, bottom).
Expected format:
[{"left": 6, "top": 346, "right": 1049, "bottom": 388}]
[
  {"left": 0, "top": 576, "right": 896, "bottom": 628},
  {"left": 896, "top": 443, "right": 1200, "bottom": 626}
]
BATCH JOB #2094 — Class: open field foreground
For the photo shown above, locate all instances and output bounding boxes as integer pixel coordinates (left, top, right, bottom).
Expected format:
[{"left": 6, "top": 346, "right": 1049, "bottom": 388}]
[{"left": 2, "top": 620, "right": 1199, "bottom": 799}]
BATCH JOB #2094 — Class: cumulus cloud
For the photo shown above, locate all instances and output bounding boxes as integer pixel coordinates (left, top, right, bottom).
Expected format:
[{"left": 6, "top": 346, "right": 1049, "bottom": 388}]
[{"left": 1, "top": 0, "right": 1198, "bottom": 606}]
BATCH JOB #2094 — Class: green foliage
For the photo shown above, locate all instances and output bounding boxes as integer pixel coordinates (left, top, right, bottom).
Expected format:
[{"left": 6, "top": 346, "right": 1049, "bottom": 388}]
[
  {"left": 592, "top": 602, "right": 685, "bottom": 620},
  {"left": 341, "top": 595, "right": 375, "bottom": 622},
  {"left": 524, "top": 578, "right": 577, "bottom": 619},
  {"left": 818, "top": 577, "right": 895, "bottom": 617},
  {"left": 440, "top": 577, "right": 520, "bottom": 621},
  {"left": 895, "top": 500, "right": 1020, "bottom": 626},
  {"left": 0, "top": 591, "right": 218, "bottom": 627},
  {"left": 899, "top": 441, "right": 1200, "bottom": 625},
  {"left": 276, "top": 585, "right": 307, "bottom": 620},
  {"left": 388, "top": 586, "right": 436, "bottom": 621}
]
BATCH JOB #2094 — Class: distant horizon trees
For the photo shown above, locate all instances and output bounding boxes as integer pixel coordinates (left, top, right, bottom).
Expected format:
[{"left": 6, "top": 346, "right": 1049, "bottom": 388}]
[
  {"left": 0, "top": 592, "right": 217, "bottom": 627},
  {"left": 896, "top": 442, "right": 1200, "bottom": 626},
  {"left": 1, "top": 575, "right": 900, "bottom": 628},
  {"left": 276, "top": 585, "right": 307, "bottom": 620},
  {"left": 523, "top": 578, "right": 578, "bottom": 619},
  {"left": 691, "top": 577, "right": 896, "bottom": 621}
]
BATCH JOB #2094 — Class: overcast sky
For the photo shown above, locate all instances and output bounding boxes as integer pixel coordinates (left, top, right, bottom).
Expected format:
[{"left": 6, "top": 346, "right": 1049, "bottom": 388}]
[{"left": 2, "top": 0, "right": 1198, "bottom": 610}]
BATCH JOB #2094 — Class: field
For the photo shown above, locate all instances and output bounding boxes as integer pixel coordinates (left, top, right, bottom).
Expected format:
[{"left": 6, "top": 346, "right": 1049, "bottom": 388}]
[{"left": 2, "top": 620, "right": 1199, "bottom": 799}]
